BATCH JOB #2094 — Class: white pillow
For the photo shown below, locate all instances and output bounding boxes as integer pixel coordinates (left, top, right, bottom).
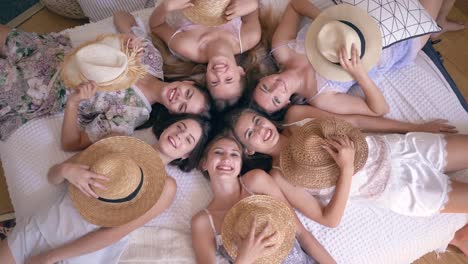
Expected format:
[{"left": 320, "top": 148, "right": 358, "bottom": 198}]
[
  {"left": 335, "top": 0, "right": 441, "bottom": 48},
  {"left": 77, "top": 0, "right": 155, "bottom": 22}
]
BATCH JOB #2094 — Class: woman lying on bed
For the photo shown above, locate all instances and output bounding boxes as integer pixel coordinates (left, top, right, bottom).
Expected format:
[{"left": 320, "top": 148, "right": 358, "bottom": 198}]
[
  {"left": 150, "top": 0, "right": 261, "bottom": 110},
  {"left": 251, "top": 0, "right": 444, "bottom": 118},
  {"left": 0, "top": 11, "right": 211, "bottom": 148},
  {"left": 0, "top": 115, "right": 211, "bottom": 264},
  {"left": 191, "top": 132, "right": 335, "bottom": 263},
  {"left": 227, "top": 108, "right": 468, "bottom": 254}
]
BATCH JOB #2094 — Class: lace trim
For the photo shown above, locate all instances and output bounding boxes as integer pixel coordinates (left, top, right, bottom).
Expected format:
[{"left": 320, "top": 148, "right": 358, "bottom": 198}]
[
  {"left": 357, "top": 136, "right": 392, "bottom": 199},
  {"left": 439, "top": 176, "right": 452, "bottom": 212}
]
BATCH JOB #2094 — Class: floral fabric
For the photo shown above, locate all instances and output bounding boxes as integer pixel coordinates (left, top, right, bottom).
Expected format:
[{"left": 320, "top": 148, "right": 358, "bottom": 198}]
[
  {"left": 0, "top": 28, "right": 163, "bottom": 141},
  {"left": 0, "top": 29, "right": 71, "bottom": 140}
]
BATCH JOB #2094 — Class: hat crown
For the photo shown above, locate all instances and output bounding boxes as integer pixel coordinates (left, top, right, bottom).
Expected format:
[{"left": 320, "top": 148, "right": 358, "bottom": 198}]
[
  {"left": 90, "top": 153, "right": 141, "bottom": 200},
  {"left": 290, "top": 125, "right": 334, "bottom": 168},
  {"left": 234, "top": 209, "right": 283, "bottom": 256},
  {"left": 182, "top": 0, "right": 230, "bottom": 26},
  {"left": 317, "top": 20, "right": 362, "bottom": 63},
  {"left": 75, "top": 41, "right": 128, "bottom": 84}
]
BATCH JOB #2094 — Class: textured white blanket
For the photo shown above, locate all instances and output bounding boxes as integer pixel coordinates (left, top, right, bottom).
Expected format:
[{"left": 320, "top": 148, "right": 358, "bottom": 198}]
[{"left": 1, "top": 1, "right": 468, "bottom": 264}]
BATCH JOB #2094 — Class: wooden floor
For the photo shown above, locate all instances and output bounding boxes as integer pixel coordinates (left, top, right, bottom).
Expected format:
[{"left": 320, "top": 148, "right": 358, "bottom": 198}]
[{"left": 0, "top": 3, "right": 467, "bottom": 263}]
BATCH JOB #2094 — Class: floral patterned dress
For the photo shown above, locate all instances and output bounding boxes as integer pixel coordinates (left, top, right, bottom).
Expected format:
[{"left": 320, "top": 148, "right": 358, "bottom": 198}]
[{"left": 0, "top": 20, "right": 164, "bottom": 141}]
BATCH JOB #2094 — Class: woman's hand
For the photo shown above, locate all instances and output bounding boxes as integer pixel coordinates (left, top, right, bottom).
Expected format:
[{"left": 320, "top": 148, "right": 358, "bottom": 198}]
[
  {"left": 235, "top": 217, "right": 279, "bottom": 264},
  {"left": 68, "top": 81, "right": 97, "bottom": 106},
  {"left": 225, "top": 0, "right": 259, "bottom": 20},
  {"left": 323, "top": 136, "right": 356, "bottom": 174},
  {"left": 339, "top": 43, "right": 366, "bottom": 80},
  {"left": 415, "top": 119, "right": 458, "bottom": 134},
  {"left": 122, "top": 33, "right": 144, "bottom": 55},
  {"left": 59, "top": 163, "right": 109, "bottom": 198},
  {"left": 163, "top": 0, "right": 194, "bottom": 12}
]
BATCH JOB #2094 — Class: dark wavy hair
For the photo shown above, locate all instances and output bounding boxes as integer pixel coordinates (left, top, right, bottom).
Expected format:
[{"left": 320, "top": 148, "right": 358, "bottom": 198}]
[
  {"left": 148, "top": 113, "right": 212, "bottom": 172},
  {"left": 224, "top": 107, "right": 281, "bottom": 173}
]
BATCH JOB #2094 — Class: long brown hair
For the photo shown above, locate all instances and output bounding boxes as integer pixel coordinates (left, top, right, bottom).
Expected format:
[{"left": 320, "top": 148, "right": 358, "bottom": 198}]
[{"left": 150, "top": 7, "right": 280, "bottom": 111}]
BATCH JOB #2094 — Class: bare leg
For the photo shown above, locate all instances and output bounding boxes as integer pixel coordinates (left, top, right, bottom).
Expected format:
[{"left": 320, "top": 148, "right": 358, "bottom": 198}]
[
  {"left": 0, "top": 25, "right": 11, "bottom": 57},
  {"left": 441, "top": 181, "right": 468, "bottom": 213},
  {"left": 444, "top": 134, "right": 468, "bottom": 172},
  {"left": 450, "top": 224, "right": 468, "bottom": 256},
  {"left": 418, "top": 0, "right": 444, "bottom": 48},
  {"left": 433, "top": 0, "right": 466, "bottom": 38},
  {"left": 0, "top": 239, "right": 15, "bottom": 264}
]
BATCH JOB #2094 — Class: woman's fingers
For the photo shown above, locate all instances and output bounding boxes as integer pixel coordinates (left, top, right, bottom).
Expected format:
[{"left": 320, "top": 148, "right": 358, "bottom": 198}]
[
  {"left": 90, "top": 172, "right": 110, "bottom": 181},
  {"left": 249, "top": 217, "right": 257, "bottom": 239},
  {"left": 351, "top": 43, "right": 358, "bottom": 65},
  {"left": 83, "top": 184, "right": 99, "bottom": 198},
  {"left": 90, "top": 180, "right": 107, "bottom": 191},
  {"left": 322, "top": 145, "right": 337, "bottom": 159}
]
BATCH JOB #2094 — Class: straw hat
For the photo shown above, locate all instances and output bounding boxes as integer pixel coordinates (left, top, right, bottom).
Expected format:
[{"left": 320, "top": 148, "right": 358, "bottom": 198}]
[
  {"left": 280, "top": 118, "right": 368, "bottom": 190},
  {"left": 221, "top": 195, "right": 296, "bottom": 264},
  {"left": 182, "top": 0, "right": 230, "bottom": 26},
  {"left": 69, "top": 136, "right": 166, "bottom": 227},
  {"left": 305, "top": 4, "right": 382, "bottom": 82},
  {"left": 61, "top": 34, "right": 147, "bottom": 92}
]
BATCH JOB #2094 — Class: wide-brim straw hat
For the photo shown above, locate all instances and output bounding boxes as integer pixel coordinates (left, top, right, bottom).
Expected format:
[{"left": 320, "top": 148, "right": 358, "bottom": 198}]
[
  {"left": 305, "top": 4, "right": 382, "bottom": 82},
  {"left": 182, "top": 0, "right": 230, "bottom": 26},
  {"left": 61, "top": 34, "right": 147, "bottom": 92},
  {"left": 280, "top": 118, "right": 368, "bottom": 190},
  {"left": 69, "top": 136, "right": 166, "bottom": 227},
  {"left": 221, "top": 195, "right": 296, "bottom": 264}
]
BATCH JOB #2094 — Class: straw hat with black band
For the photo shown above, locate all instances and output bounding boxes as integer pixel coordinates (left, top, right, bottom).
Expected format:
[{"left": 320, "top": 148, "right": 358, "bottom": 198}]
[
  {"left": 182, "top": 0, "right": 230, "bottom": 26},
  {"left": 69, "top": 136, "right": 166, "bottom": 227},
  {"left": 221, "top": 195, "right": 296, "bottom": 264},
  {"left": 280, "top": 118, "right": 368, "bottom": 190},
  {"left": 61, "top": 34, "right": 147, "bottom": 92},
  {"left": 305, "top": 4, "right": 382, "bottom": 82}
]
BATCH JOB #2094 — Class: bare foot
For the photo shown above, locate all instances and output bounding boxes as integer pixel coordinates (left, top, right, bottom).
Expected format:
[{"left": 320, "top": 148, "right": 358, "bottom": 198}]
[
  {"left": 433, "top": 19, "right": 466, "bottom": 39},
  {"left": 450, "top": 237, "right": 468, "bottom": 256},
  {"left": 450, "top": 224, "right": 468, "bottom": 256}
]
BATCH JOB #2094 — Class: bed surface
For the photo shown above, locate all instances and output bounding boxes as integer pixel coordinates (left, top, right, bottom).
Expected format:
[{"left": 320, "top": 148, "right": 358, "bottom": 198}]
[{"left": 1, "top": 2, "right": 468, "bottom": 264}]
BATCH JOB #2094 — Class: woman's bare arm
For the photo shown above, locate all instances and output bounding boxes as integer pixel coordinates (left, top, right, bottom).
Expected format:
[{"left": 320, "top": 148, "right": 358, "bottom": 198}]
[
  {"left": 29, "top": 177, "right": 176, "bottom": 263},
  {"left": 285, "top": 105, "right": 458, "bottom": 134}
]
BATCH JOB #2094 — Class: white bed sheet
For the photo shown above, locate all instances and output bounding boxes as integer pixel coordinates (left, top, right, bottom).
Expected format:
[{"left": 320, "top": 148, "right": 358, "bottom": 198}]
[{"left": 1, "top": 2, "right": 468, "bottom": 264}]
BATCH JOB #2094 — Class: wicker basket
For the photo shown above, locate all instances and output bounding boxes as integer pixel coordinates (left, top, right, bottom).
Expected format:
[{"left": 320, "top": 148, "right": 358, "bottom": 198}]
[{"left": 40, "top": 0, "right": 87, "bottom": 19}]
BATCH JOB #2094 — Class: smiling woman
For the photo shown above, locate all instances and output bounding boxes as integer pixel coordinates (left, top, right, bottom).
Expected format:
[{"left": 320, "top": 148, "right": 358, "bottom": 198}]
[
  {"left": 152, "top": 114, "right": 212, "bottom": 172},
  {"left": 191, "top": 133, "right": 335, "bottom": 263},
  {"left": 150, "top": 0, "right": 262, "bottom": 110}
]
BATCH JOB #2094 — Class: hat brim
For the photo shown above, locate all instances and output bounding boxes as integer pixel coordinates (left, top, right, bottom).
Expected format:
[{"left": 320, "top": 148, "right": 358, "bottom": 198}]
[
  {"left": 305, "top": 4, "right": 382, "bottom": 82},
  {"left": 221, "top": 195, "right": 296, "bottom": 264},
  {"left": 280, "top": 119, "right": 369, "bottom": 190},
  {"left": 182, "top": 0, "right": 229, "bottom": 26},
  {"left": 70, "top": 136, "right": 166, "bottom": 227},
  {"left": 61, "top": 34, "right": 146, "bottom": 92}
]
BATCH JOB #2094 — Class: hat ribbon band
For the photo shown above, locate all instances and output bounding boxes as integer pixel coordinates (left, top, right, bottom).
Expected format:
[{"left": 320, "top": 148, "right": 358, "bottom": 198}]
[
  {"left": 98, "top": 167, "right": 144, "bottom": 203},
  {"left": 335, "top": 20, "right": 366, "bottom": 63}
]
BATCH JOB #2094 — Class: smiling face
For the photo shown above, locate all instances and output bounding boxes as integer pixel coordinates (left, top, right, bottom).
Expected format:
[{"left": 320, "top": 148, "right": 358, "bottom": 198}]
[
  {"left": 161, "top": 81, "right": 207, "bottom": 115},
  {"left": 233, "top": 111, "right": 280, "bottom": 154},
  {"left": 158, "top": 119, "right": 203, "bottom": 160},
  {"left": 203, "top": 138, "right": 242, "bottom": 179},
  {"left": 206, "top": 56, "right": 245, "bottom": 101},
  {"left": 253, "top": 74, "right": 292, "bottom": 114}
]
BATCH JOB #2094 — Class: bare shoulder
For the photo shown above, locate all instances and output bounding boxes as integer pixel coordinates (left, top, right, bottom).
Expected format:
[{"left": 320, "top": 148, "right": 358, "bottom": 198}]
[
  {"left": 170, "top": 35, "right": 206, "bottom": 63},
  {"left": 242, "top": 169, "right": 275, "bottom": 191},
  {"left": 191, "top": 210, "right": 211, "bottom": 231}
]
